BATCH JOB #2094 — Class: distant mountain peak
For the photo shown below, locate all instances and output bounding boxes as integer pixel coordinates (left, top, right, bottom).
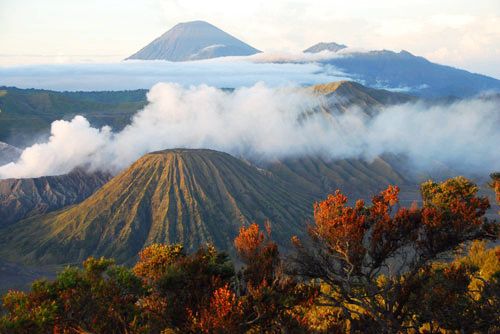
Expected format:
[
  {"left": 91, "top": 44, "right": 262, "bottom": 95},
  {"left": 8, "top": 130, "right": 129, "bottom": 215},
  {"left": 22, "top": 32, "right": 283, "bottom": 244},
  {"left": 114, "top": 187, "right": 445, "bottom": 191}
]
[
  {"left": 177, "top": 20, "right": 211, "bottom": 26},
  {"left": 304, "top": 42, "right": 347, "bottom": 53},
  {"left": 311, "top": 80, "right": 362, "bottom": 94},
  {"left": 399, "top": 50, "right": 414, "bottom": 56},
  {"left": 126, "top": 21, "right": 260, "bottom": 62}
]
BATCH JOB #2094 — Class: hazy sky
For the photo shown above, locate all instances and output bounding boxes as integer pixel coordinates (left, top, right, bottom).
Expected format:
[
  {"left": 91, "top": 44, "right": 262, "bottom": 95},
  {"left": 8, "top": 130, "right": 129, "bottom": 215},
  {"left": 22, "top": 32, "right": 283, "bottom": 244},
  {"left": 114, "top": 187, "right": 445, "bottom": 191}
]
[{"left": 1, "top": 0, "right": 500, "bottom": 78}]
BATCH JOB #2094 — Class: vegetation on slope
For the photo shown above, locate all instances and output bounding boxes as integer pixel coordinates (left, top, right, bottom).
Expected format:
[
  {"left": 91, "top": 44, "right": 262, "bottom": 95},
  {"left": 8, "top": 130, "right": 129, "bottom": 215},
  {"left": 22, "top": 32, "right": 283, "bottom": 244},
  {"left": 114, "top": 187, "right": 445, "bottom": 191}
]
[
  {"left": 1, "top": 176, "right": 498, "bottom": 333},
  {"left": 0, "top": 87, "right": 147, "bottom": 146}
]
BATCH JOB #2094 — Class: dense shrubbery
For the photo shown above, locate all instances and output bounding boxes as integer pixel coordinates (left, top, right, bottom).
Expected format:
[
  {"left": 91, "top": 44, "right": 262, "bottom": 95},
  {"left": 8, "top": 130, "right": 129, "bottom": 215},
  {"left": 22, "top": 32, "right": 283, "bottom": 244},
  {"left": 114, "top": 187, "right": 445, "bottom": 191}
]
[{"left": 1, "top": 176, "right": 499, "bottom": 333}]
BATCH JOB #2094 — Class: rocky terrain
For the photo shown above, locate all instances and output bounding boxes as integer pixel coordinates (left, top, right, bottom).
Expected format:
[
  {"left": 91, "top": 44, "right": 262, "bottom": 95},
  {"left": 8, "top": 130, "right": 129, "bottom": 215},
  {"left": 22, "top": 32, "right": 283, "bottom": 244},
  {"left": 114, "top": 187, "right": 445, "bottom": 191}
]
[
  {"left": 0, "top": 141, "right": 21, "bottom": 165},
  {"left": 0, "top": 169, "right": 111, "bottom": 226}
]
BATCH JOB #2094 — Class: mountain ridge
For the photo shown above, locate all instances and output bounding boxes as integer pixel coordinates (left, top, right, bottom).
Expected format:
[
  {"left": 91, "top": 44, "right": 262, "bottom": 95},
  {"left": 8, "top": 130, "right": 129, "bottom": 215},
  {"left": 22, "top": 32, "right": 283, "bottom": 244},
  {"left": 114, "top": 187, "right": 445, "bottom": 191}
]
[
  {"left": 311, "top": 80, "right": 415, "bottom": 116},
  {"left": 319, "top": 49, "right": 500, "bottom": 97},
  {"left": 0, "top": 86, "right": 147, "bottom": 146},
  {"left": 0, "top": 169, "right": 111, "bottom": 226}
]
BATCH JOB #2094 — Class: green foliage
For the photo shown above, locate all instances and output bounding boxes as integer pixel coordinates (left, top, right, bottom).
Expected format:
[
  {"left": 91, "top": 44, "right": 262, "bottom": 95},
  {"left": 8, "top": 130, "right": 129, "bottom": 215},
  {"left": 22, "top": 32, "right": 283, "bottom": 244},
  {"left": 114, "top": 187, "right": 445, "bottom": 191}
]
[
  {"left": 1, "top": 257, "right": 146, "bottom": 334},
  {"left": 410, "top": 242, "right": 500, "bottom": 332},
  {"left": 420, "top": 176, "right": 479, "bottom": 207},
  {"left": 0, "top": 289, "right": 57, "bottom": 333}
]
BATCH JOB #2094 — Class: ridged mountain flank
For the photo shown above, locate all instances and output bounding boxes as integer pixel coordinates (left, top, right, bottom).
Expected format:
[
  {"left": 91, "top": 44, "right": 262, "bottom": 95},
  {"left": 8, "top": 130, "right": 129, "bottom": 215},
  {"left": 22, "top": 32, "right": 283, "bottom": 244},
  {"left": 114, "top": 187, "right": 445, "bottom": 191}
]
[
  {"left": 0, "top": 149, "right": 312, "bottom": 265},
  {"left": 126, "top": 21, "right": 260, "bottom": 61},
  {"left": 0, "top": 169, "right": 111, "bottom": 226},
  {"left": 311, "top": 81, "right": 414, "bottom": 116}
]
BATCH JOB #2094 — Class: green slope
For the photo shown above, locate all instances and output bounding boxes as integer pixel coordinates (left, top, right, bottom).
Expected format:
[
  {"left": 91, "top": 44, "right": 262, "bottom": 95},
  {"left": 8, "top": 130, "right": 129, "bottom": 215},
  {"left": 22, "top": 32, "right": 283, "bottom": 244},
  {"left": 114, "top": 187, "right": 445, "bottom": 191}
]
[
  {"left": 0, "top": 149, "right": 314, "bottom": 265},
  {"left": 0, "top": 87, "right": 147, "bottom": 146},
  {"left": 266, "top": 155, "right": 409, "bottom": 199}
]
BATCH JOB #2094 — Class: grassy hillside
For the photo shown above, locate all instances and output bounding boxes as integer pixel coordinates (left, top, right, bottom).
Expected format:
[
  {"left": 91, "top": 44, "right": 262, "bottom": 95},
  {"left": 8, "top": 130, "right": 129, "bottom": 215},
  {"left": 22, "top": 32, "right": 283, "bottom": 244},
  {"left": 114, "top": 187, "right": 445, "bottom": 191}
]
[
  {"left": 0, "top": 87, "right": 147, "bottom": 146},
  {"left": 265, "top": 155, "right": 409, "bottom": 200},
  {"left": 312, "top": 80, "right": 414, "bottom": 107},
  {"left": 0, "top": 149, "right": 314, "bottom": 264}
]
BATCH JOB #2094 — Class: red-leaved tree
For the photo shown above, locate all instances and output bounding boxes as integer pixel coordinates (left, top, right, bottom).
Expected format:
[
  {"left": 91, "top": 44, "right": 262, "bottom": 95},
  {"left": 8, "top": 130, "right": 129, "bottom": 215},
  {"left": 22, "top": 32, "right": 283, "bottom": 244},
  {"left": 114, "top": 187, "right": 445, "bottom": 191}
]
[{"left": 291, "top": 177, "right": 498, "bottom": 333}]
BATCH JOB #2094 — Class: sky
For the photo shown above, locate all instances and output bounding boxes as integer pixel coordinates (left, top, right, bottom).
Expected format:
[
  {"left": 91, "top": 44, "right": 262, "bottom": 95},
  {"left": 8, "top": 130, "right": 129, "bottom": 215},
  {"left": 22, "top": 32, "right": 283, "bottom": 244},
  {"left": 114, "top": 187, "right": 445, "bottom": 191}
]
[{"left": 0, "top": 0, "right": 500, "bottom": 78}]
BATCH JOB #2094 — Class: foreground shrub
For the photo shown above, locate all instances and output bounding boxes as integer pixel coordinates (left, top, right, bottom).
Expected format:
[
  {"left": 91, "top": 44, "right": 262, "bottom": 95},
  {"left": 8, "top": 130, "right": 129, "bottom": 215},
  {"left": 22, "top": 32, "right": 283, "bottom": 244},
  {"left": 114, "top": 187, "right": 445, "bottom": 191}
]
[
  {"left": 1, "top": 177, "right": 498, "bottom": 333},
  {"left": 291, "top": 176, "right": 498, "bottom": 333}
]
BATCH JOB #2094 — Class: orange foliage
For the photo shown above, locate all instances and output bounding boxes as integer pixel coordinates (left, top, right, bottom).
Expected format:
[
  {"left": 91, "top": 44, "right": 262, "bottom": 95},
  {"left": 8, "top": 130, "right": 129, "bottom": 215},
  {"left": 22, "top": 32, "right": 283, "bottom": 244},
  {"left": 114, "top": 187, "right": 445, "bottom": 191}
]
[
  {"left": 309, "top": 178, "right": 493, "bottom": 272},
  {"left": 312, "top": 190, "right": 368, "bottom": 268},
  {"left": 1, "top": 177, "right": 497, "bottom": 334},
  {"left": 234, "top": 222, "right": 278, "bottom": 284},
  {"left": 133, "top": 244, "right": 184, "bottom": 283},
  {"left": 136, "top": 293, "right": 169, "bottom": 322},
  {"left": 293, "top": 177, "right": 497, "bottom": 333},
  {"left": 188, "top": 284, "right": 243, "bottom": 333},
  {"left": 490, "top": 173, "right": 500, "bottom": 212},
  {"left": 494, "top": 180, "right": 500, "bottom": 204},
  {"left": 234, "top": 223, "right": 266, "bottom": 263}
]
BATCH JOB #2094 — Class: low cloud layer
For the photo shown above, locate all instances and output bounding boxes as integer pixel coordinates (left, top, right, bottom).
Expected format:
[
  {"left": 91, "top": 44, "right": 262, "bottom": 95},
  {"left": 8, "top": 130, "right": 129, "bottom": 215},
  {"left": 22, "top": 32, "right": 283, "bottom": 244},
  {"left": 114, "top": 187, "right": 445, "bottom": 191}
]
[
  {"left": 0, "top": 56, "right": 348, "bottom": 91},
  {"left": 0, "top": 82, "right": 498, "bottom": 179}
]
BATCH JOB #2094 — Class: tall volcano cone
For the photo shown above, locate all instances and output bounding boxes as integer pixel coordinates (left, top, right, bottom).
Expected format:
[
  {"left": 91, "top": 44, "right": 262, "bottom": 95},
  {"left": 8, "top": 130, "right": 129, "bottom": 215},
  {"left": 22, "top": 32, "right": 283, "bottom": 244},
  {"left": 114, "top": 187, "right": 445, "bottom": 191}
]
[
  {"left": 126, "top": 21, "right": 260, "bottom": 61},
  {"left": 0, "top": 149, "right": 312, "bottom": 264}
]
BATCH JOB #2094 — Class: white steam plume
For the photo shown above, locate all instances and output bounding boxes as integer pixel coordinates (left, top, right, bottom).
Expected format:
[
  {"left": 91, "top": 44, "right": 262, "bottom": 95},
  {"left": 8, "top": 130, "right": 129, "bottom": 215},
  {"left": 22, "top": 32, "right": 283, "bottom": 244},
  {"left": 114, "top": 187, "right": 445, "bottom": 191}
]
[{"left": 0, "top": 82, "right": 498, "bottom": 179}]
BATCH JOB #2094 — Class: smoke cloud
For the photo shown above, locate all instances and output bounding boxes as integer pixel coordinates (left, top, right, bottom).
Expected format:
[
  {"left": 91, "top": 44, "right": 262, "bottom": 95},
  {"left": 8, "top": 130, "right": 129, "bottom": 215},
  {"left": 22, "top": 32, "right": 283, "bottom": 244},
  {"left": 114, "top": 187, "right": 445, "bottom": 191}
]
[{"left": 0, "top": 82, "right": 498, "bottom": 179}]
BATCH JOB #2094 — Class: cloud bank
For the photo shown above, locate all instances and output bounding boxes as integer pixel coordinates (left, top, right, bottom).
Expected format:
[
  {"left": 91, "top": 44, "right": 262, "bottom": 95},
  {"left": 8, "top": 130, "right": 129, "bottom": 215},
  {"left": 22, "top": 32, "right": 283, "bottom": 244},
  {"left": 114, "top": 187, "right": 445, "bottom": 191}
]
[
  {"left": 0, "top": 82, "right": 498, "bottom": 179},
  {"left": 0, "top": 57, "right": 348, "bottom": 91}
]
